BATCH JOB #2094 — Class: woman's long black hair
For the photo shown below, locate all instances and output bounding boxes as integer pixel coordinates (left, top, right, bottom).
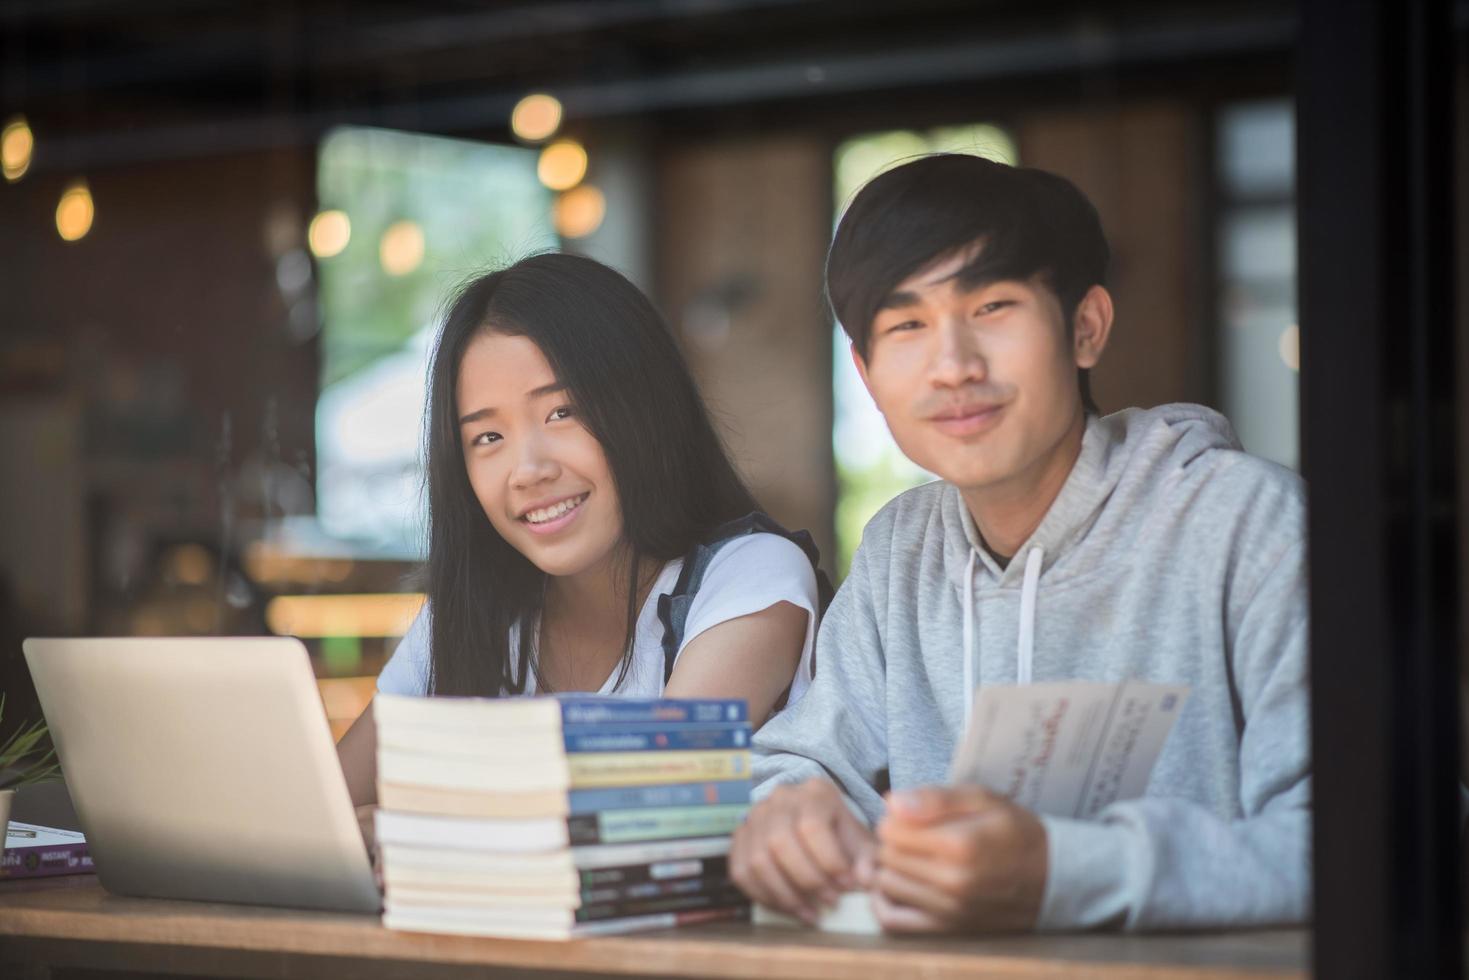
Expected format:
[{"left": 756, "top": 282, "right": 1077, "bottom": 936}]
[{"left": 423, "top": 253, "right": 759, "bottom": 696}]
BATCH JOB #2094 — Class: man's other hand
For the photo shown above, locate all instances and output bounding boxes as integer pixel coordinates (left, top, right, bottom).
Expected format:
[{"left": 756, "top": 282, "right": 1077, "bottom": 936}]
[{"left": 730, "top": 778, "right": 876, "bottom": 924}]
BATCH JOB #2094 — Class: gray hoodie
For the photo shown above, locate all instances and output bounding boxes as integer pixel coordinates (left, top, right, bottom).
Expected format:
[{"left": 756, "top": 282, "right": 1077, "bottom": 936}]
[{"left": 752, "top": 403, "right": 1309, "bottom": 931}]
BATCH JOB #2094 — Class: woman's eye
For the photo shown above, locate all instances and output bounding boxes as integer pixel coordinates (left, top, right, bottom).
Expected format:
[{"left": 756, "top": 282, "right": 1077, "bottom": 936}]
[
  {"left": 886, "top": 320, "right": 922, "bottom": 334},
  {"left": 471, "top": 431, "right": 501, "bottom": 447},
  {"left": 548, "top": 405, "right": 576, "bottom": 422}
]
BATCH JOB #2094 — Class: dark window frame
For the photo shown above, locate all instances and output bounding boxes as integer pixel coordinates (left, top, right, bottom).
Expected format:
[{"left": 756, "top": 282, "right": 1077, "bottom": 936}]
[{"left": 1299, "top": 0, "right": 1462, "bottom": 975}]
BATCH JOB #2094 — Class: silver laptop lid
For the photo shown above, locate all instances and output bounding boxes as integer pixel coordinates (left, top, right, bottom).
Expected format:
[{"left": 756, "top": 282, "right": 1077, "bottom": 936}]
[{"left": 23, "top": 636, "right": 379, "bottom": 913}]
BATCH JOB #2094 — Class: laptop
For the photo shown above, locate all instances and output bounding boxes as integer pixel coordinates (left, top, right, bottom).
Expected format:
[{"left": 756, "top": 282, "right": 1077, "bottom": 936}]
[{"left": 22, "top": 636, "right": 381, "bottom": 913}]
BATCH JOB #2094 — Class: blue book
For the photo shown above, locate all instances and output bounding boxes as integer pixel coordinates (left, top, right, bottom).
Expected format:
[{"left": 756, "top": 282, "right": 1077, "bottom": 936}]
[
  {"left": 568, "top": 780, "right": 752, "bottom": 815},
  {"left": 563, "top": 724, "right": 750, "bottom": 754},
  {"left": 375, "top": 692, "right": 748, "bottom": 730},
  {"left": 555, "top": 696, "right": 747, "bottom": 727}
]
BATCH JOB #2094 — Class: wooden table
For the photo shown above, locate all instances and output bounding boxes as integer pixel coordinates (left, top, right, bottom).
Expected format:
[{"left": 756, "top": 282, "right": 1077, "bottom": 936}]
[{"left": 0, "top": 876, "right": 1307, "bottom": 980}]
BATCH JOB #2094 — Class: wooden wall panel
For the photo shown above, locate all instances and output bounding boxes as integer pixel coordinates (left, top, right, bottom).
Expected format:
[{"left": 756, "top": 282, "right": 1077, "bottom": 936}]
[
  {"left": 654, "top": 137, "right": 836, "bottom": 573},
  {"left": 1018, "top": 103, "right": 1205, "bottom": 413}
]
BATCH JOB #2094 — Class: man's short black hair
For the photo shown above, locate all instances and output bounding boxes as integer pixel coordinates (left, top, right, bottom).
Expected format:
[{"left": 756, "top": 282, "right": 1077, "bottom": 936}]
[{"left": 826, "top": 154, "right": 1109, "bottom": 413}]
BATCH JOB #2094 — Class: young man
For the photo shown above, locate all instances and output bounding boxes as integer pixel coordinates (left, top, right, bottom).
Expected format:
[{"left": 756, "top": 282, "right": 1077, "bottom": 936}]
[{"left": 731, "top": 154, "right": 1309, "bottom": 932}]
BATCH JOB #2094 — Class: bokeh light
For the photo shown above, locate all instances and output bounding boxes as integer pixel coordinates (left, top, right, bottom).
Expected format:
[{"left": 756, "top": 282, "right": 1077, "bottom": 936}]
[
  {"left": 168, "top": 543, "right": 213, "bottom": 586},
  {"left": 266, "top": 592, "right": 424, "bottom": 638},
  {"left": 2, "top": 115, "right": 33, "bottom": 182},
  {"left": 379, "top": 220, "right": 425, "bottom": 276},
  {"left": 308, "top": 209, "right": 352, "bottom": 259},
  {"left": 554, "top": 184, "right": 606, "bottom": 239},
  {"left": 511, "top": 93, "right": 563, "bottom": 143},
  {"left": 55, "top": 180, "right": 95, "bottom": 242},
  {"left": 537, "top": 139, "right": 588, "bottom": 191},
  {"left": 1278, "top": 323, "right": 1300, "bottom": 373}
]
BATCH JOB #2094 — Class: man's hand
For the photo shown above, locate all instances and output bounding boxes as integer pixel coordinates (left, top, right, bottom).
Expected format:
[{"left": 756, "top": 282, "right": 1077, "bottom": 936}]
[
  {"left": 871, "top": 785, "right": 1048, "bottom": 934},
  {"left": 730, "top": 778, "right": 876, "bottom": 924}
]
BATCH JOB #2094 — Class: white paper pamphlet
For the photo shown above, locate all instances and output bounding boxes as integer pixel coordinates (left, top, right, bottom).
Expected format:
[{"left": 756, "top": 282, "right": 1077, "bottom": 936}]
[{"left": 948, "top": 679, "right": 1189, "bottom": 819}]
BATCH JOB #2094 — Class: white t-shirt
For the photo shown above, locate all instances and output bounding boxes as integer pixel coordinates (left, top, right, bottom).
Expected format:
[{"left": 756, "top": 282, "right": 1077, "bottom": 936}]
[{"left": 376, "top": 532, "right": 820, "bottom": 704}]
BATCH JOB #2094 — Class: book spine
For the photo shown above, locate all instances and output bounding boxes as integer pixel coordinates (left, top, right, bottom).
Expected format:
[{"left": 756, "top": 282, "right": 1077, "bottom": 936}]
[
  {"left": 563, "top": 726, "right": 750, "bottom": 754},
  {"left": 568, "top": 781, "right": 750, "bottom": 815},
  {"left": 583, "top": 873, "right": 733, "bottom": 905},
  {"left": 570, "top": 835, "right": 731, "bottom": 869},
  {"left": 579, "top": 855, "right": 729, "bottom": 889},
  {"left": 567, "top": 749, "right": 751, "bottom": 789},
  {"left": 558, "top": 699, "right": 746, "bottom": 726},
  {"left": 574, "top": 885, "right": 749, "bottom": 923},
  {"left": 0, "top": 843, "right": 94, "bottom": 880},
  {"left": 376, "top": 781, "right": 571, "bottom": 819},
  {"left": 571, "top": 904, "right": 747, "bottom": 937},
  {"left": 567, "top": 804, "right": 748, "bottom": 846}
]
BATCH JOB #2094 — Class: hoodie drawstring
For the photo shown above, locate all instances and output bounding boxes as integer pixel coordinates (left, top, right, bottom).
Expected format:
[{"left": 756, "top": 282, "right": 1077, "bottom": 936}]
[
  {"left": 962, "top": 545, "right": 1044, "bottom": 731},
  {"left": 1018, "top": 546, "right": 1044, "bottom": 685},
  {"left": 961, "top": 549, "right": 977, "bottom": 731}
]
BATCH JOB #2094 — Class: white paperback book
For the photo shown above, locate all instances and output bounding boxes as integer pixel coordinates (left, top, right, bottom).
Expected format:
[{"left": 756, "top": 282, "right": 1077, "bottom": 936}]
[{"left": 756, "top": 680, "right": 1189, "bottom": 934}]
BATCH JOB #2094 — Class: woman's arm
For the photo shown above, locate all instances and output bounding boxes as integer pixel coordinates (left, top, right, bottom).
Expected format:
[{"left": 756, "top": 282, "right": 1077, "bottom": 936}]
[
  {"left": 660, "top": 533, "right": 820, "bottom": 728},
  {"left": 336, "top": 700, "right": 380, "bottom": 856},
  {"left": 664, "top": 601, "right": 809, "bottom": 729},
  {"left": 336, "top": 698, "right": 378, "bottom": 808},
  {"left": 348, "top": 607, "right": 427, "bottom": 814}
]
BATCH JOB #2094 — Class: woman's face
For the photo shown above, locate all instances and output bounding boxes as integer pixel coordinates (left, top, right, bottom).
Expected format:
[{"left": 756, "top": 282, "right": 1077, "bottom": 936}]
[{"left": 455, "top": 331, "right": 624, "bottom": 580}]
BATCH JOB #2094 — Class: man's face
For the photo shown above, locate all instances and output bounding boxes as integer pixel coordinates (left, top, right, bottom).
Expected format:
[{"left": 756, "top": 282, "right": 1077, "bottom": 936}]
[{"left": 854, "top": 248, "right": 1097, "bottom": 496}]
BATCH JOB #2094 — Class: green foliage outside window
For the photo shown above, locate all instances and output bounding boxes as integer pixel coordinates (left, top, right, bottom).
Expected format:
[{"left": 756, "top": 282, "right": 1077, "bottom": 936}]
[
  {"left": 313, "top": 128, "right": 555, "bottom": 552},
  {"left": 317, "top": 127, "right": 555, "bottom": 389}
]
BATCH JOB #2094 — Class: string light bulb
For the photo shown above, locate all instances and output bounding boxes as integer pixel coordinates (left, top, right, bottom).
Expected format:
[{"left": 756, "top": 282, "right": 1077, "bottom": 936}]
[
  {"left": 537, "top": 139, "right": 588, "bottom": 192},
  {"left": 56, "top": 180, "right": 94, "bottom": 242},
  {"left": 554, "top": 184, "right": 606, "bottom": 239},
  {"left": 379, "top": 220, "right": 425, "bottom": 276},
  {"left": 2, "top": 115, "right": 33, "bottom": 182},
  {"left": 308, "top": 209, "right": 351, "bottom": 258},
  {"left": 1278, "top": 324, "right": 1300, "bottom": 373},
  {"left": 511, "top": 94, "right": 563, "bottom": 143}
]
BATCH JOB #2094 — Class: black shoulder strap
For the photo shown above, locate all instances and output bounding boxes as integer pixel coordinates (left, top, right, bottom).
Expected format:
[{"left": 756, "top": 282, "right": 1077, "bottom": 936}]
[{"left": 656, "top": 512, "right": 835, "bottom": 684}]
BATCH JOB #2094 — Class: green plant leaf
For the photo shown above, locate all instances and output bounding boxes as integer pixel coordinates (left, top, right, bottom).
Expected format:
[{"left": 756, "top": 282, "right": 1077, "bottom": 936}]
[
  {"left": 0, "top": 751, "right": 59, "bottom": 790},
  {"left": 0, "top": 721, "right": 49, "bottom": 764},
  {"left": 0, "top": 704, "right": 58, "bottom": 788}
]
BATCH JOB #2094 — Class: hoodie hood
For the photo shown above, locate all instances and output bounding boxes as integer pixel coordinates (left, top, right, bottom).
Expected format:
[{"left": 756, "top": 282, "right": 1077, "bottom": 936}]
[
  {"left": 944, "top": 404, "right": 1245, "bottom": 724},
  {"left": 943, "top": 403, "right": 1244, "bottom": 591}
]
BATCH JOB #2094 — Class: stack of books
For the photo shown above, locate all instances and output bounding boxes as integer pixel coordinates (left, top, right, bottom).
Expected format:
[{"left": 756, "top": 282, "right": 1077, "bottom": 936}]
[
  {"left": 0, "top": 822, "right": 93, "bottom": 880},
  {"left": 373, "top": 693, "right": 753, "bottom": 939}
]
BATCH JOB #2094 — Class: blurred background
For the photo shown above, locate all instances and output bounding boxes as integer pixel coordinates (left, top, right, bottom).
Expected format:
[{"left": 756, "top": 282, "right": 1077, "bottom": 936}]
[{"left": 0, "top": 0, "right": 1463, "bottom": 740}]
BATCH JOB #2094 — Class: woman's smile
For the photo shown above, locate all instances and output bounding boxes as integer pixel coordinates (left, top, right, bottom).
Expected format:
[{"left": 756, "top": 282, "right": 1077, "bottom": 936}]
[{"left": 519, "top": 492, "right": 590, "bottom": 534}]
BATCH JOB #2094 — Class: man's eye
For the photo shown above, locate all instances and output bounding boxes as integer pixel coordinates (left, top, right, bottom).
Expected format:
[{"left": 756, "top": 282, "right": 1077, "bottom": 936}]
[
  {"left": 471, "top": 431, "right": 501, "bottom": 446},
  {"left": 885, "top": 320, "right": 922, "bottom": 334},
  {"left": 977, "top": 300, "right": 1014, "bottom": 316},
  {"left": 548, "top": 405, "right": 577, "bottom": 422}
]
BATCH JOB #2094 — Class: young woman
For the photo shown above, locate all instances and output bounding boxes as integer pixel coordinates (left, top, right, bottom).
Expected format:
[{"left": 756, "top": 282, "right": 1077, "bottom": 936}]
[{"left": 336, "top": 253, "right": 824, "bottom": 810}]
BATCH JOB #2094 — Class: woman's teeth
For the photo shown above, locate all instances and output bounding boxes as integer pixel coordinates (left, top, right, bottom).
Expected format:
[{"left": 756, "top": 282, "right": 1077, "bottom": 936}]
[{"left": 524, "top": 494, "right": 588, "bottom": 525}]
